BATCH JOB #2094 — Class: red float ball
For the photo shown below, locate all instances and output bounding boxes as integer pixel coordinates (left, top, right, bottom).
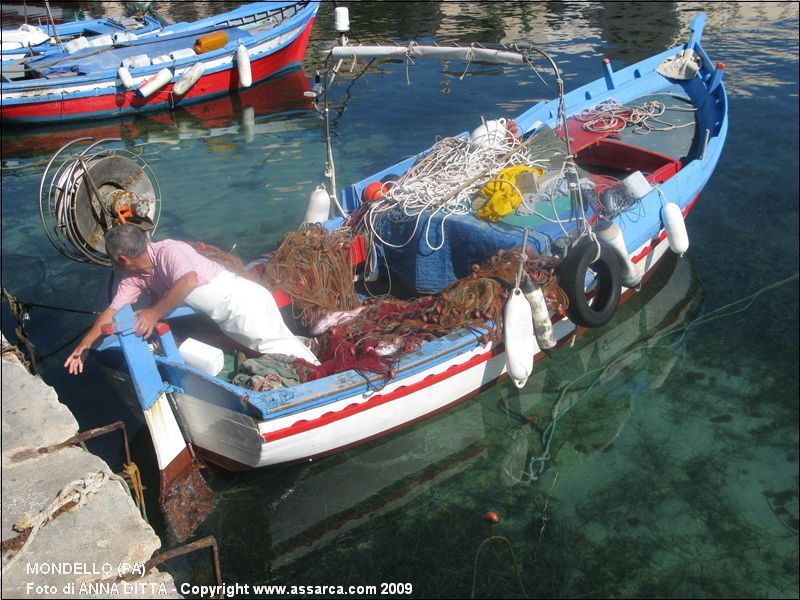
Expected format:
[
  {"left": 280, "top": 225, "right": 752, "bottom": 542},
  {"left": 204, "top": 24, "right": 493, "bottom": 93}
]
[
  {"left": 363, "top": 181, "right": 385, "bottom": 202},
  {"left": 485, "top": 511, "right": 501, "bottom": 524}
]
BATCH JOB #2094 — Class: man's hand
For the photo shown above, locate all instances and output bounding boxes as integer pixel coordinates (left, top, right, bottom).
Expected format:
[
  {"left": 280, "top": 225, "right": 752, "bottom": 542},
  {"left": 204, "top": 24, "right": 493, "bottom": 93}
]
[
  {"left": 64, "top": 344, "right": 91, "bottom": 375},
  {"left": 133, "top": 308, "right": 161, "bottom": 338}
]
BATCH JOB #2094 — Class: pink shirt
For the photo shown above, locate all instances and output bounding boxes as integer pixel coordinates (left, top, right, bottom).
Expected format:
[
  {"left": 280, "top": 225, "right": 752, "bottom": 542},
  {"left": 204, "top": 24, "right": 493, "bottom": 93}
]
[{"left": 109, "top": 240, "right": 224, "bottom": 310}]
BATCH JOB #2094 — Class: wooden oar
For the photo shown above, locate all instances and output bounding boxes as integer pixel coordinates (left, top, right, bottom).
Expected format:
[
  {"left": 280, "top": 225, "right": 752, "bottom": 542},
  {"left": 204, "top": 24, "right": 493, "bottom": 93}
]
[{"left": 109, "top": 305, "right": 214, "bottom": 540}]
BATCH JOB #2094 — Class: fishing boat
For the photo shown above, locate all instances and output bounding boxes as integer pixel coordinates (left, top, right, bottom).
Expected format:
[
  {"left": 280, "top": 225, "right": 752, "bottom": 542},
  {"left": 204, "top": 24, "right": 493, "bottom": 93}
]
[
  {"left": 0, "top": 1, "right": 320, "bottom": 123},
  {"left": 36, "top": 13, "right": 726, "bottom": 538}
]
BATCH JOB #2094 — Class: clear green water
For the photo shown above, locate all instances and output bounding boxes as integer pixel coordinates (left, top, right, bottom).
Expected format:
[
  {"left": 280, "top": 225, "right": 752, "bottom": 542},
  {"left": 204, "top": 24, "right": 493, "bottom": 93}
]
[{"left": 1, "top": 2, "right": 797, "bottom": 598}]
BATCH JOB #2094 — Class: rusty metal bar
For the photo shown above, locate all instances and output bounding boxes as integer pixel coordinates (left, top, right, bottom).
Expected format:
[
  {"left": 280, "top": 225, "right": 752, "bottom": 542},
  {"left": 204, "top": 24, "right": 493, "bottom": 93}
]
[
  {"left": 124, "top": 536, "right": 223, "bottom": 598},
  {"left": 38, "top": 420, "right": 132, "bottom": 465}
]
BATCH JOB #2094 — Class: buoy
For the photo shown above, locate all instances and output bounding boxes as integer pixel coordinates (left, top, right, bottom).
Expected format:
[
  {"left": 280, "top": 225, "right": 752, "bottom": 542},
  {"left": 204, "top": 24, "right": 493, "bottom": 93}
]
[
  {"left": 362, "top": 181, "right": 384, "bottom": 203},
  {"left": 522, "top": 276, "right": 556, "bottom": 351},
  {"left": 236, "top": 43, "right": 252, "bottom": 88},
  {"left": 117, "top": 66, "right": 135, "bottom": 89},
  {"left": 137, "top": 67, "right": 172, "bottom": 98},
  {"left": 334, "top": 6, "right": 350, "bottom": 33},
  {"left": 661, "top": 202, "right": 689, "bottom": 255},
  {"left": 302, "top": 185, "right": 331, "bottom": 224},
  {"left": 484, "top": 511, "right": 501, "bottom": 524},
  {"left": 503, "top": 287, "right": 535, "bottom": 388},
  {"left": 173, "top": 62, "right": 205, "bottom": 96},
  {"left": 596, "top": 222, "right": 642, "bottom": 288},
  {"left": 471, "top": 118, "right": 508, "bottom": 149}
]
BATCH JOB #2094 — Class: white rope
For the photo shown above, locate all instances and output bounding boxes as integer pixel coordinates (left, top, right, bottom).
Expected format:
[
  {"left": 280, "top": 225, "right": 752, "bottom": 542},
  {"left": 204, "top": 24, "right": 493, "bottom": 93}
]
[
  {"left": 365, "top": 134, "right": 549, "bottom": 251},
  {"left": 1, "top": 470, "right": 123, "bottom": 574}
]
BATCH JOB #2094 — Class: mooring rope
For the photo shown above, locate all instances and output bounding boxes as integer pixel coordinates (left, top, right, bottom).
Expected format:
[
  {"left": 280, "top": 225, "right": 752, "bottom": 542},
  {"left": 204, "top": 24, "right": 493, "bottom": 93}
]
[{"left": 1, "top": 470, "right": 128, "bottom": 574}]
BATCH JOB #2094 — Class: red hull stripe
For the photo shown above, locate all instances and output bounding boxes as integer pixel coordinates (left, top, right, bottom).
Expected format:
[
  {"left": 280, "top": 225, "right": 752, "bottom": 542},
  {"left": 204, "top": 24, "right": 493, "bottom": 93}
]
[
  {"left": 2, "top": 18, "right": 314, "bottom": 122},
  {"left": 262, "top": 347, "right": 501, "bottom": 443}
]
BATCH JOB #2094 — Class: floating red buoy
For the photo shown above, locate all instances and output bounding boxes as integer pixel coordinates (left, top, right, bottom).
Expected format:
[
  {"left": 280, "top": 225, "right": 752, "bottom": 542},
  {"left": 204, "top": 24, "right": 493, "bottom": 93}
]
[
  {"left": 484, "top": 511, "right": 501, "bottom": 524},
  {"left": 363, "top": 181, "right": 385, "bottom": 202}
]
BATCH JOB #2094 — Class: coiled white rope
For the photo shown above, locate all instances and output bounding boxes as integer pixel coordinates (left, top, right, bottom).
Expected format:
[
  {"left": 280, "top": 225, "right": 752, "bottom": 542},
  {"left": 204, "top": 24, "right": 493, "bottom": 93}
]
[{"left": 366, "top": 134, "right": 547, "bottom": 251}]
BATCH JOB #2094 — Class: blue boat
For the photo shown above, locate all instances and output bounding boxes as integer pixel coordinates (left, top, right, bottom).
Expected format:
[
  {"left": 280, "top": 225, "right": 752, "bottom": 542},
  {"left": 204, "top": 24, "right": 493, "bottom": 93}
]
[
  {"left": 1, "top": 10, "right": 163, "bottom": 62},
  {"left": 63, "top": 14, "right": 725, "bottom": 524},
  {"left": 1, "top": 1, "right": 320, "bottom": 123}
]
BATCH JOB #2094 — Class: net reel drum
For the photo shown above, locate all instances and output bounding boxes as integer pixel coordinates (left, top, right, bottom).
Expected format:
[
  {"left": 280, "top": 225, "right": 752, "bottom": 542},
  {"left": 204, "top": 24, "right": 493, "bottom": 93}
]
[{"left": 39, "top": 138, "right": 161, "bottom": 267}]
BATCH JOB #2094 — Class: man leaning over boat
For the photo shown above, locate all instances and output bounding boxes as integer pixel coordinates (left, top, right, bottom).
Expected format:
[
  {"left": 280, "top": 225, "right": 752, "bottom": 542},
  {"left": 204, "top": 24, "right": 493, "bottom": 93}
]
[{"left": 64, "top": 224, "right": 318, "bottom": 374}]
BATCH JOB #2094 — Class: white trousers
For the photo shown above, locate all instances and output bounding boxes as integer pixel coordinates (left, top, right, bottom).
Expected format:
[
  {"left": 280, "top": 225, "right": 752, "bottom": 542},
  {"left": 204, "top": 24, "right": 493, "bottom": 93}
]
[{"left": 185, "top": 271, "right": 318, "bottom": 364}]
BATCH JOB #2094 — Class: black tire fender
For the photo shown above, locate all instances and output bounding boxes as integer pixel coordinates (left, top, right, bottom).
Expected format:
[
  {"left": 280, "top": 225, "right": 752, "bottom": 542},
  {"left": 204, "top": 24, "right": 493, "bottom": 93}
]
[{"left": 557, "top": 237, "right": 622, "bottom": 328}]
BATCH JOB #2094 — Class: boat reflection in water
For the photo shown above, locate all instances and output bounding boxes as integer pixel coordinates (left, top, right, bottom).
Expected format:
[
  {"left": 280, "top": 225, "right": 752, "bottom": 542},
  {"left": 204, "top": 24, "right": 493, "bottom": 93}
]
[
  {"left": 0, "top": 68, "right": 316, "bottom": 160},
  {"left": 204, "top": 254, "right": 703, "bottom": 570}
]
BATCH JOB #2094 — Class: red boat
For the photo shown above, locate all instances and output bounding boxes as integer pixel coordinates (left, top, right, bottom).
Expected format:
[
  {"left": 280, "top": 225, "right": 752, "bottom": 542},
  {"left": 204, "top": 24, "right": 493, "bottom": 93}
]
[{"left": 0, "top": 1, "right": 319, "bottom": 123}]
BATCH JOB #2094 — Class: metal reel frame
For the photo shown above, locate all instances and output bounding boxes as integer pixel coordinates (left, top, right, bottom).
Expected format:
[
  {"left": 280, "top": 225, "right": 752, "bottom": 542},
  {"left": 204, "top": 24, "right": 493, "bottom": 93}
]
[{"left": 38, "top": 137, "right": 162, "bottom": 267}]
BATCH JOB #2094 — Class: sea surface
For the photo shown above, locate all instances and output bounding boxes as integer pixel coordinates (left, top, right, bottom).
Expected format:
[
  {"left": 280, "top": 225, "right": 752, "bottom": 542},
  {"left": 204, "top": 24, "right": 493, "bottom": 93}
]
[{"left": 1, "top": 2, "right": 798, "bottom": 598}]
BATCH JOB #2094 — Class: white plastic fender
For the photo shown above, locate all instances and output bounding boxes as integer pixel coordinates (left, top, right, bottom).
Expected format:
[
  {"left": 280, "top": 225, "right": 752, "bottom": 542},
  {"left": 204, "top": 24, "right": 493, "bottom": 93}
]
[
  {"left": 117, "top": 66, "right": 135, "bottom": 89},
  {"left": 661, "top": 202, "right": 689, "bottom": 255},
  {"left": 173, "top": 62, "right": 205, "bottom": 96},
  {"left": 236, "top": 43, "right": 252, "bottom": 88},
  {"left": 137, "top": 67, "right": 172, "bottom": 98},
  {"left": 503, "top": 287, "right": 535, "bottom": 388},
  {"left": 596, "top": 222, "right": 642, "bottom": 288},
  {"left": 522, "top": 276, "right": 556, "bottom": 350},
  {"left": 334, "top": 6, "right": 350, "bottom": 32},
  {"left": 302, "top": 185, "right": 331, "bottom": 224}
]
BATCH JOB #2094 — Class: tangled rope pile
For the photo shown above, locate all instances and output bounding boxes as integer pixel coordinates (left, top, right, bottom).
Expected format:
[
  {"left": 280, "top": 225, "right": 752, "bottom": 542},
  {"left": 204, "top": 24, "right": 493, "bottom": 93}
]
[
  {"left": 362, "top": 133, "right": 547, "bottom": 251},
  {"left": 577, "top": 99, "right": 695, "bottom": 134}
]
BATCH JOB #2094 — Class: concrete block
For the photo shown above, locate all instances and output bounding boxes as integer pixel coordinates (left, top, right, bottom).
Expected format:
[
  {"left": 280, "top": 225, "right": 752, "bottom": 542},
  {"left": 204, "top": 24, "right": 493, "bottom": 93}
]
[{"left": 2, "top": 361, "right": 78, "bottom": 461}]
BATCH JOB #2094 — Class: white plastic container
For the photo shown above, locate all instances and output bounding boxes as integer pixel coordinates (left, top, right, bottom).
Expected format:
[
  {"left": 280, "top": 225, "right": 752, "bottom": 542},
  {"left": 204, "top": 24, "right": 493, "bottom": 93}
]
[
  {"left": 137, "top": 67, "right": 172, "bottom": 98},
  {"left": 236, "top": 43, "right": 252, "bottom": 88},
  {"left": 88, "top": 34, "right": 113, "bottom": 48},
  {"left": 122, "top": 53, "right": 151, "bottom": 69},
  {"left": 179, "top": 338, "right": 224, "bottom": 376},
  {"left": 170, "top": 48, "right": 196, "bottom": 62},
  {"left": 622, "top": 170, "right": 653, "bottom": 200},
  {"left": 65, "top": 36, "right": 90, "bottom": 54},
  {"left": 113, "top": 31, "right": 138, "bottom": 44}
]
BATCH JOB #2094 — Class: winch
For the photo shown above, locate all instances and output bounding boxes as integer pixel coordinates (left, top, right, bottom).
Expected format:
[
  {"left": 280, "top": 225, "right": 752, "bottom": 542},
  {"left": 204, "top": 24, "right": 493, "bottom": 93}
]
[{"left": 39, "top": 138, "right": 161, "bottom": 266}]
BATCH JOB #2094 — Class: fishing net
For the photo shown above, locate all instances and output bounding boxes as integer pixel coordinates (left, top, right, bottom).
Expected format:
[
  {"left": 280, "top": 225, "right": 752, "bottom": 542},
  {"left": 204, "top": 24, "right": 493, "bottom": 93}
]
[{"left": 192, "top": 233, "right": 566, "bottom": 387}]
